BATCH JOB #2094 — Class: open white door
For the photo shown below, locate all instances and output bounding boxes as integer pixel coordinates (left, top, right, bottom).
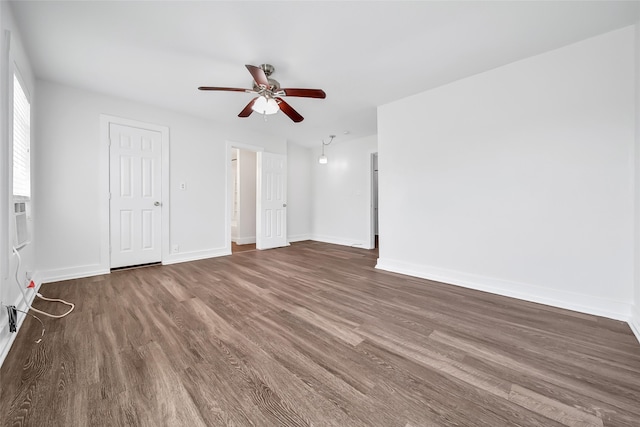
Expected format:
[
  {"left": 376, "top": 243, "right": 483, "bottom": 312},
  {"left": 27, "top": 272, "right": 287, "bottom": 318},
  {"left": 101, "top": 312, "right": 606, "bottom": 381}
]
[
  {"left": 256, "top": 152, "right": 288, "bottom": 250},
  {"left": 109, "top": 123, "right": 162, "bottom": 268}
]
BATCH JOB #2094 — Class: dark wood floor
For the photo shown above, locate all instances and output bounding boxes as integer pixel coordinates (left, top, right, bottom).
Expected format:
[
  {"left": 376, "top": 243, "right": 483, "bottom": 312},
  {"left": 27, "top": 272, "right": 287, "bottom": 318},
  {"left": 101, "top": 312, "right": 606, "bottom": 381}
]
[{"left": 2, "top": 241, "right": 640, "bottom": 426}]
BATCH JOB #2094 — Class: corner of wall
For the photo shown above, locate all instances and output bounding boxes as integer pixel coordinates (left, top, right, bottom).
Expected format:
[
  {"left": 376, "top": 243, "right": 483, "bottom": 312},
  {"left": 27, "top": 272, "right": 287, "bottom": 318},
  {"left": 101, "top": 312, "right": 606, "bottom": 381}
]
[
  {"left": 288, "top": 234, "right": 312, "bottom": 243},
  {"left": 630, "top": 306, "right": 640, "bottom": 344}
]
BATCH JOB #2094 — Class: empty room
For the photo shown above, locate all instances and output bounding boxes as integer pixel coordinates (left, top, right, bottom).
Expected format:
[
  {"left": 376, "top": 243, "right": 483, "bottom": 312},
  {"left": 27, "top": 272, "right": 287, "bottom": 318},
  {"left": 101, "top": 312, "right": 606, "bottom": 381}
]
[{"left": 1, "top": 1, "right": 640, "bottom": 426}]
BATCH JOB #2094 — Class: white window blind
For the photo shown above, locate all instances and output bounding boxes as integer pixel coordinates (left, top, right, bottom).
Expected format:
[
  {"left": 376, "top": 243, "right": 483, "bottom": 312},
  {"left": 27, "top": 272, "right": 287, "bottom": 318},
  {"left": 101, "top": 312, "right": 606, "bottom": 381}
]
[{"left": 13, "top": 73, "right": 30, "bottom": 199}]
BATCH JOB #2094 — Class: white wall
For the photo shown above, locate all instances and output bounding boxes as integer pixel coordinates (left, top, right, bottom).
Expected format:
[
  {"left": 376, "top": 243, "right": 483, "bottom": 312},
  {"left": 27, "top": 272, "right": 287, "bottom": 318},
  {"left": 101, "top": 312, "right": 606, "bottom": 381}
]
[
  {"left": 287, "top": 141, "right": 312, "bottom": 242},
  {"left": 35, "top": 80, "right": 286, "bottom": 282},
  {"left": 633, "top": 21, "right": 640, "bottom": 341},
  {"left": 0, "top": 1, "right": 38, "bottom": 366},
  {"left": 378, "top": 26, "right": 636, "bottom": 321},
  {"left": 311, "top": 135, "right": 378, "bottom": 248},
  {"left": 236, "top": 149, "right": 256, "bottom": 244}
]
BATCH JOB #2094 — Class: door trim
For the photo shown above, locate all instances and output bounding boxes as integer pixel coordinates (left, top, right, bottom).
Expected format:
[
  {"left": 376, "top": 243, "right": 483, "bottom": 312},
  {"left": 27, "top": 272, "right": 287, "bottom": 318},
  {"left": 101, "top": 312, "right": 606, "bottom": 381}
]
[
  {"left": 367, "top": 150, "right": 378, "bottom": 250},
  {"left": 100, "top": 115, "right": 170, "bottom": 272}
]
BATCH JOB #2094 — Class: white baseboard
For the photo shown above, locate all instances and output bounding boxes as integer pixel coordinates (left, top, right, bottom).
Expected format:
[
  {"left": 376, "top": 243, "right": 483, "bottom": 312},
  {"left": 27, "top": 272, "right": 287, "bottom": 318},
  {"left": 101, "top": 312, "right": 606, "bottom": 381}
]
[
  {"left": 41, "top": 264, "right": 109, "bottom": 284},
  {"left": 0, "top": 277, "right": 43, "bottom": 369},
  {"left": 630, "top": 308, "right": 640, "bottom": 345},
  {"left": 288, "top": 234, "right": 311, "bottom": 243},
  {"left": 163, "top": 247, "right": 231, "bottom": 265},
  {"left": 235, "top": 236, "right": 256, "bottom": 245},
  {"left": 39, "top": 247, "right": 233, "bottom": 280},
  {"left": 375, "top": 258, "right": 633, "bottom": 322},
  {"left": 310, "top": 234, "right": 373, "bottom": 249}
]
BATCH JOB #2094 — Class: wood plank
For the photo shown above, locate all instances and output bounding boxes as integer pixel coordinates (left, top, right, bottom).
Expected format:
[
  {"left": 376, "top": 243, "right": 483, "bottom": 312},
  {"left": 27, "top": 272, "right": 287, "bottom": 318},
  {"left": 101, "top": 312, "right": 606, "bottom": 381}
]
[{"left": 509, "top": 384, "right": 603, "bottom": 427}]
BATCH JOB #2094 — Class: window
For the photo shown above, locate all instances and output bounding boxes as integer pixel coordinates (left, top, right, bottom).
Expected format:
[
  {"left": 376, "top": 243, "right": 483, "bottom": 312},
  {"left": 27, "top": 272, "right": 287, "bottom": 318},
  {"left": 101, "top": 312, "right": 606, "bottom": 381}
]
[{"left": 13, "top": 73, "right": 31, "bottom": 199}]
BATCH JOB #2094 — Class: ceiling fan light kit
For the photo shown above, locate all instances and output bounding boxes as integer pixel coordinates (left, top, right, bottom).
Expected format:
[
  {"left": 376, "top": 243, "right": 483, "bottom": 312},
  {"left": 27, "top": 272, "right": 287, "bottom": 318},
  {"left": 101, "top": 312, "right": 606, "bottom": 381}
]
[
  {"left": 251, "top": 96, "right": 279, "bottom": 115},
  {"left": 198, "top": 64, "right": 326, "bottom": 123}
]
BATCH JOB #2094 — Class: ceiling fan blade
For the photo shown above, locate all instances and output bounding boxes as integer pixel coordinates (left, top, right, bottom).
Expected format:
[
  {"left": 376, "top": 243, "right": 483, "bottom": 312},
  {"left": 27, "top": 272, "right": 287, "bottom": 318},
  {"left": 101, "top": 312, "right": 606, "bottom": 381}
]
[
  {"left": 245, "top": 64, "right": 270, "bottom": 88},
  {"left": 198, "top": 86, "right": 253, "bottom": 93},
  {"left": 238, "top": 97, "right": 258, "bottom": 117},
  {"left": 276, "top": 98, "right": 304, "bottom": 123},
  {"left": 280, "top": 88, "right": 326, "bottom": 99}
]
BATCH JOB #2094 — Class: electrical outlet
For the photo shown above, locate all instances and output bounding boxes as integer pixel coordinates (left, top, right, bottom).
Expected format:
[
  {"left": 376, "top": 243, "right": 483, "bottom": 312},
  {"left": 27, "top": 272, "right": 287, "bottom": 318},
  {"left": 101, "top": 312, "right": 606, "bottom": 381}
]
[
  {"left": 7, "top": 306, "right": 17, "bottom": 333},
  {"left": 179, "top": 182, "right": 186, "bottom": 190},
  {"left": 172, "top": 244, "right": 179, "bottom": 253}
]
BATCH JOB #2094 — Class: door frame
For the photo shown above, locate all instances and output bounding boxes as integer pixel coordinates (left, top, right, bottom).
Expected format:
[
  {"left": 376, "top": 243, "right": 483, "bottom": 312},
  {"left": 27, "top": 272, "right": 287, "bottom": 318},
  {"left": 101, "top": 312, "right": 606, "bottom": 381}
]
[
  {"left": 368, "top": 150, "right": 379, "bottom": 250},
  {"left": 225, "top": 140, "right": 263, "bottom": 253},
  {"left": 100, "top": 115, "right": 170, "bottom": 272}
]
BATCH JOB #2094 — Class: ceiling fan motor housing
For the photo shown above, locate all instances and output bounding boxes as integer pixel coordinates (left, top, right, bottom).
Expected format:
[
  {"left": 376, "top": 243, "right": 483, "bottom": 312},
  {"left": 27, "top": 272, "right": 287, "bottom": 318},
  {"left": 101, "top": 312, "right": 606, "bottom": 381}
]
[{"left": 260, "top": 63, "right": 275, "bottom": 76}]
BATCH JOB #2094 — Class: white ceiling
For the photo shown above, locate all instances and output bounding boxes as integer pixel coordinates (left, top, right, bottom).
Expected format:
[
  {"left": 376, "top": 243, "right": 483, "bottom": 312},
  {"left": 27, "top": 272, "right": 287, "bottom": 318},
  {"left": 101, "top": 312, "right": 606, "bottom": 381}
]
[{"left": 10, "top": 1, "right": 640, "bottom": 147}]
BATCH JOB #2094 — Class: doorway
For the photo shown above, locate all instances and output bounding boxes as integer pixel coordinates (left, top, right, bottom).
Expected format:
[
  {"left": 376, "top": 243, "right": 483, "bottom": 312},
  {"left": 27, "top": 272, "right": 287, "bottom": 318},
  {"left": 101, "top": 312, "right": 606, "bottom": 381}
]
[
  {"left": 225, "top": 142, "right": 289, "bottom": 254},
  {"left": 231, "top": 147, "right": 257, "bottom": 253}
]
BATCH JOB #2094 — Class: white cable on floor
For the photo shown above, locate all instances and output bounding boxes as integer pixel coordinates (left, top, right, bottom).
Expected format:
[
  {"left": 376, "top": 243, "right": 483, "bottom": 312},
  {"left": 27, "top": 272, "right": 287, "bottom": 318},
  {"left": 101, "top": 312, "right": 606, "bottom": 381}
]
[
  {"left": 12, "top": 246, "right": 75, "bottom": 319},
  {"left": 35, "top": 293, "right": 74, "bottom": 318}
]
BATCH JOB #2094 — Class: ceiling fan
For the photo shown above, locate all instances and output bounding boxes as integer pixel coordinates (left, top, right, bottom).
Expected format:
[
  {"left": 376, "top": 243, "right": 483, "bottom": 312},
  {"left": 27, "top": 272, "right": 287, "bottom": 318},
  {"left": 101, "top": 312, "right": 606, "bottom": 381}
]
[{"left": 198, "top": 64, "right": 326, "bottom": 123}]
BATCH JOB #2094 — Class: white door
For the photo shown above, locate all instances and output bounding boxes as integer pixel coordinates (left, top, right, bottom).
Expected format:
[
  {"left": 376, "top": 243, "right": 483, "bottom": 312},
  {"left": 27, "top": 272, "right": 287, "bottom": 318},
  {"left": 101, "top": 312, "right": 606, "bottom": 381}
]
[
  {"left": 109, "top": 123, "right": 162, "bottom": 268},
  {"left": 256, "top": 152, "right": 288, "bottom": 250}
]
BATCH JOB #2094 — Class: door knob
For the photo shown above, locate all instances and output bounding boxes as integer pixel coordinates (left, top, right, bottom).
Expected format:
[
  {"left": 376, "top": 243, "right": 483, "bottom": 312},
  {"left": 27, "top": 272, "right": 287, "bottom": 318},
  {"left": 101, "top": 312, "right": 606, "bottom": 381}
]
[
  {"left": 283, "top": 203, "right": 287, "bottom": 207},
  {"left": 154, "top": 201, "right": 161, "bottom": 207}
]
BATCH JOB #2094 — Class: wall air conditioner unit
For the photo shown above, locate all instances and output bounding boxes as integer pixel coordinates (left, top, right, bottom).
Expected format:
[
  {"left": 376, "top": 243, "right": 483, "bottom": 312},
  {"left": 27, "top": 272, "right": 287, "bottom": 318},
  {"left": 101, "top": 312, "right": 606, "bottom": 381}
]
[{"left": 14, "top": 201, "right": 28, "bottom": 248}]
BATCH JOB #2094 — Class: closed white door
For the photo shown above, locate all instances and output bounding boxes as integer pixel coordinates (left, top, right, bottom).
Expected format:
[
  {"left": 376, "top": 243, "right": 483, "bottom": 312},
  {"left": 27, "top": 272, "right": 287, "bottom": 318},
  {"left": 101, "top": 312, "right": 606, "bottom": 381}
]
[
  {"left": 256, "top": 152, "right": 287, "bottom": 250},
  {"left": 109, "top": 123, "right": 162, "bottom": 268}
]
